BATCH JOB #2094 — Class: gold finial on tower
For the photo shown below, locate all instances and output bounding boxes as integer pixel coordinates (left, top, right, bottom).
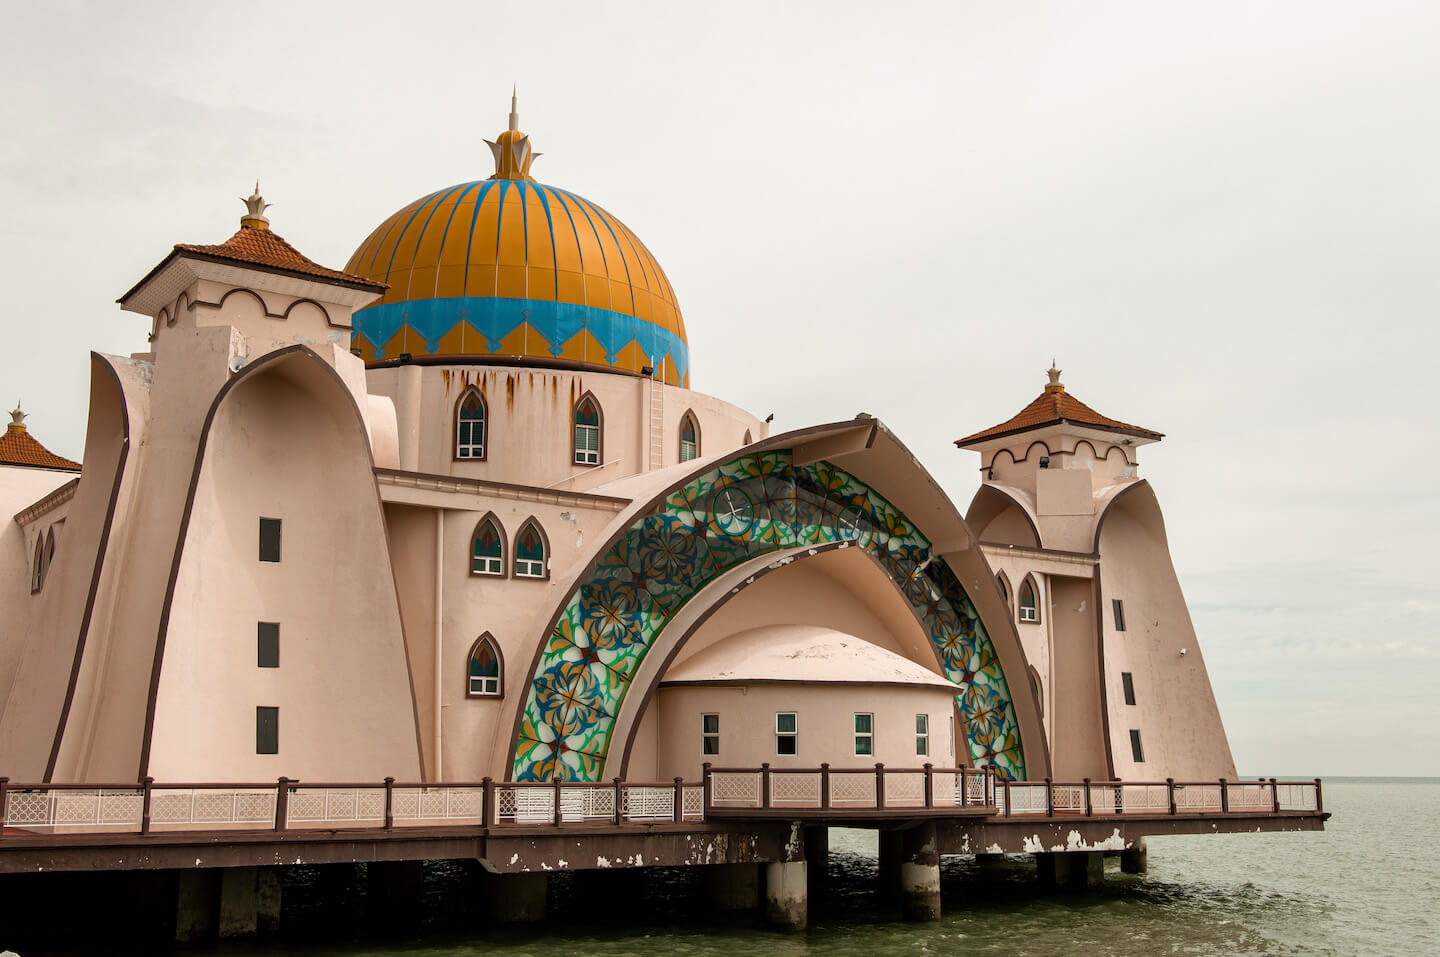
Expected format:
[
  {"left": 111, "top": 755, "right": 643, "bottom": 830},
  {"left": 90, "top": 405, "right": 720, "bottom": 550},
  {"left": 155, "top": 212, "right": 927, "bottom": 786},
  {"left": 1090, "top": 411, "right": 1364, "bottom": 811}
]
[
  {"left": 485, "top": 88, "right": 541, "bottom": 181},
  {"left": 9, "top": 401, "right": 26, "bottom": 431},
  {"left": 240, "top": 181, "right": 271, "bottom": 229},
  {"left": 1045, "top": 359, "right": 1064, "bottom": 393}
]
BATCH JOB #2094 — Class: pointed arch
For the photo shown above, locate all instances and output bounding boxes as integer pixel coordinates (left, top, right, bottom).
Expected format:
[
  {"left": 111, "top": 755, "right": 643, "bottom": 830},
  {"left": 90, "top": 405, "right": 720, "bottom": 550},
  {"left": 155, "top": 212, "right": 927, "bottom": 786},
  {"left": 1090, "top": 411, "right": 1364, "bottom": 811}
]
[
  {"left": 466, "top": 633, "right": 504, "bottom": 697},
  {"left": 1018, "top": 573, "right": 1041, "bottom": 624},
  {"left": 678, "top": 410, "right": 700, "bottom": 463},
  {"left": 995, "top": 570, "right": 1012, "bottom": 611},
  {"left": 31, "top": 533, "right": 44, "bottom": 593},
  {"left": 743, "top": 429, "right": 752, "bottom": 446},
  {"left": 573, "top": 392, "right": 603, "bottom": 466},
  {"left": 470, "top": 512, "right": 507, "bottom": 576},
  {"left": 455, "top": 387, "right": 487, "bottom": 460},
  {"left": 513, "top": 518, "right": 549, "bottom": 580}
]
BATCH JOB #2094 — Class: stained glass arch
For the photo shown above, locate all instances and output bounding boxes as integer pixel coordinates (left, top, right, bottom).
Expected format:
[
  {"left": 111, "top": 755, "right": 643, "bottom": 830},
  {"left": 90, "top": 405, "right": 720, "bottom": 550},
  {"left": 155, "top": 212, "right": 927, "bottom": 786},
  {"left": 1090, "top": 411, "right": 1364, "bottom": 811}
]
[
  {"left": 455, "top": 388, "right": 487, "bottom": 460},
  {"left": 514, "top": 519, "right": 549, "bottom": 580},
  {"left": 679, "top": 411, "right": 700, "bottom": 463},
  {"left": 470, "top": 514, "right": 506, "bottom": 577},
  {"left": 467, "top": 633, "right": 503, "bottom": 697},
  {"left": 573, "top": 394, "right": 602, "bottom": 466}
]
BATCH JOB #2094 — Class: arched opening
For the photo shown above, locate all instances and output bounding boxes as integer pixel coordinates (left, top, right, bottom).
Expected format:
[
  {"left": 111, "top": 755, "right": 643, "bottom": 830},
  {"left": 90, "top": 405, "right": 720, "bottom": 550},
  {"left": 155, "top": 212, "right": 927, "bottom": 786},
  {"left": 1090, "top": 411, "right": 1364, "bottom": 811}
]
[
  {"left": 679, "top": 411, "right": 700, "bottom": 462},
  {"left": 1018, "top": 574, "right": 1041, "bottom": 624},
  {"left": 743, "top": 429, "right": 753, "bottom": 446},
  {"left": 467, "top": 634, "right": 503, "bottom": 697},
  {"left": 573, "top": 394, "right": 602, "bottom": 466},
  {"left": 514, "top": 520, "right": 548, "bottom": 580},
  {"left": 31, "top": 534, "right": 44, "bottom": 593},
  {"left": 470, "top": 514, "right": 506, "bottom": 576},
  {"left": 996, "top": 570, "right": 1012, "bottom": 611},
  {"left": 455, "top": 389, "right": 487, "bottom": 460}
]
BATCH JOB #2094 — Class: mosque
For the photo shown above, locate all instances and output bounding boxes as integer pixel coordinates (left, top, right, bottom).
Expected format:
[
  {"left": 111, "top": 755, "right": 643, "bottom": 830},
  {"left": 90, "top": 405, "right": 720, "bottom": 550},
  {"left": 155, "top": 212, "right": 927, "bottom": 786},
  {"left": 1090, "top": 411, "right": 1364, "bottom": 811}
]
[{"left": 0, "top": 96, "right": 1235, "bottom": 794}]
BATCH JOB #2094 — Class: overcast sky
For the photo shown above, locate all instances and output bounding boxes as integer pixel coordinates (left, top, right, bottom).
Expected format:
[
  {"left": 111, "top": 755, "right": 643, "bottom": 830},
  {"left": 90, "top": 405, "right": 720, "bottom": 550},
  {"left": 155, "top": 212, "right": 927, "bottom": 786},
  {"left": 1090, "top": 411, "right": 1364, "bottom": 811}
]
[{"left": 2, "top": 1, "right": 1435, "bottom": 776}]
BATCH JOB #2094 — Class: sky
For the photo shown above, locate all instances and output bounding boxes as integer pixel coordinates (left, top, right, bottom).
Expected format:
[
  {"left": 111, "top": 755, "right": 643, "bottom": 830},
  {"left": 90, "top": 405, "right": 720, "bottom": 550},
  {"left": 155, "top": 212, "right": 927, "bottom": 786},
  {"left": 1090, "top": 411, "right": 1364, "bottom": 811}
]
[{"left": 1, "top": 1, "right": 1435, "bottom": 776}]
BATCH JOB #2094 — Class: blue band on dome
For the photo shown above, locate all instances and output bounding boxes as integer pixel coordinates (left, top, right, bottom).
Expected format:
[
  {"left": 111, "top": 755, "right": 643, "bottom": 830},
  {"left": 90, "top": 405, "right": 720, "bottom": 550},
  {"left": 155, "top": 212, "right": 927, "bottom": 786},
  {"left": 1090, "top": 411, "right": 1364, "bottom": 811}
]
[{"left": 353, "top": 296, "right": 689, "bottom": 381}]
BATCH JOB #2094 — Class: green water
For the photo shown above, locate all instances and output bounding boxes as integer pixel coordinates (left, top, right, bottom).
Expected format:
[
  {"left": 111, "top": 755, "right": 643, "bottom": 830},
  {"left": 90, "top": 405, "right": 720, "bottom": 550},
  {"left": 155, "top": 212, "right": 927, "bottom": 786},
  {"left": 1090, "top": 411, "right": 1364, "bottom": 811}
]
[{"left": 14, "top": 780, "right": 1439, "bottom": 956}]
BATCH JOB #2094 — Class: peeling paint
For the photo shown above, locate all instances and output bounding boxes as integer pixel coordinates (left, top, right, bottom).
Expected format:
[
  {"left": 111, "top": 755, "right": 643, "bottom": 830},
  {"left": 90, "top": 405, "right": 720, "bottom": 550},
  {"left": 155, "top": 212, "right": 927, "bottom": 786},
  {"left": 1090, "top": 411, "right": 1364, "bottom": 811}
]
[{"left": 596, "top": 856, "right": 612, "bottom": 868}]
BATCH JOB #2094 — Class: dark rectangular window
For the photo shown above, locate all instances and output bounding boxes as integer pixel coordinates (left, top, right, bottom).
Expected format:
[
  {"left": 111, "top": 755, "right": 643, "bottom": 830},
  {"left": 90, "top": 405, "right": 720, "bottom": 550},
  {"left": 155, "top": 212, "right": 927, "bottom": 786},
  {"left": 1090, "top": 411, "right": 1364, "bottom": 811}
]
[
  {"left": 1121, "top": 672, "right": 1136, "bottom": 706},
  {"left": 776, "top": 712, "right": 798, "bottom": 755},
  {"left": 702, "top": 713, "right": 720, "bottom": 755},
  {"left": 1113, "top": 599, "right": 1126, "bottom": 631},
  {"left": 257, "top": 706, "right": 279, "bottom": 754},
  {"left": 1129, "top": 729, "right": 1144, "bottom": 763},
  {"left": 257, "top": 622, "right": 280, "bottom": 668},
  {"left": 259, "top": 518, "right": 282, "bottom": 563}
]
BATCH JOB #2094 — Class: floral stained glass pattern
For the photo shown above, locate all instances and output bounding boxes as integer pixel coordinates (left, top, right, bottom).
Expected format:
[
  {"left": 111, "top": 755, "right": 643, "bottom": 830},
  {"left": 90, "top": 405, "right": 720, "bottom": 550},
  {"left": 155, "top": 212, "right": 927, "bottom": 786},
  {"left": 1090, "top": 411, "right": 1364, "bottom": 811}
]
[{"left": 512, "top": 452, "right": 1026, "bottom": 782}]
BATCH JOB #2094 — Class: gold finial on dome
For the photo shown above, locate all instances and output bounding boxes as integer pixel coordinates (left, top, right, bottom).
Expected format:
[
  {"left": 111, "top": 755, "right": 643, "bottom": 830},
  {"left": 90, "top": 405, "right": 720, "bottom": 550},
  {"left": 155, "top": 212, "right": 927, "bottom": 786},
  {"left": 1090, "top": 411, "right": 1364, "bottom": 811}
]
[
  {"left": 485, "top": 88, "right": 541, "bottom": 182},
  {"left": 9, "top": 401, "right": 26, "bottom": 432},
  {"left": 1045, "top": 359, "right": 1064, "bottom": 393},
  {"left": 240, "top": 181, "right": 271, "bottom": 230}
]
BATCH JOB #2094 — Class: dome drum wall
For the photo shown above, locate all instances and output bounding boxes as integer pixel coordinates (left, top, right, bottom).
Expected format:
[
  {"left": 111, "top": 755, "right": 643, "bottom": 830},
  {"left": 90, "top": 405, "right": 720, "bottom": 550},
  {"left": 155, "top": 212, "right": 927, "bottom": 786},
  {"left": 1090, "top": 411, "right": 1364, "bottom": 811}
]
[
  {"left": 348, "top": 180, "right": 689, "bottom": 387},
  {"left": 367, "top": 364, "right": 763, "bottom": 489}
]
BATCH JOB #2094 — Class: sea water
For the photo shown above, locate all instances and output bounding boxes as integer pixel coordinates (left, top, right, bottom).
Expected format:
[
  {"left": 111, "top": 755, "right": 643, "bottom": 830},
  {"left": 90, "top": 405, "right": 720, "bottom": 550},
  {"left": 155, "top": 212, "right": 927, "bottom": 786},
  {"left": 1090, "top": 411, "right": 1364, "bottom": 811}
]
[{"left": 17, "top": 779, "right": 1440, "bottom": 956}]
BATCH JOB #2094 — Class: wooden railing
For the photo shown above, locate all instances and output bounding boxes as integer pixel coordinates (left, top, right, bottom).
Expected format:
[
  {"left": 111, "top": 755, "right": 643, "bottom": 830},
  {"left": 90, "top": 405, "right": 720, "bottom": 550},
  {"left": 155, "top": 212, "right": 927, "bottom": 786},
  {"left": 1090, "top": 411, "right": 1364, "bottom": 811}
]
[
  {"left": 0, "top": 775, "right": 704, "bottom": 837},
  {"left": 0, "top": 771, "right": 1324, "bottom": 838}
]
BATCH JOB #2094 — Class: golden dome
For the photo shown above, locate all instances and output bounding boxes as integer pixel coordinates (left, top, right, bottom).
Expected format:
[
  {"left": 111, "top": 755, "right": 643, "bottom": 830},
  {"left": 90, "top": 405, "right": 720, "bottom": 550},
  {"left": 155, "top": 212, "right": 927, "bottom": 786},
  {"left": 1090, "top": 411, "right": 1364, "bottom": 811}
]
[{"left": 346, "top": 95, "right": 688, "bottom": 386}]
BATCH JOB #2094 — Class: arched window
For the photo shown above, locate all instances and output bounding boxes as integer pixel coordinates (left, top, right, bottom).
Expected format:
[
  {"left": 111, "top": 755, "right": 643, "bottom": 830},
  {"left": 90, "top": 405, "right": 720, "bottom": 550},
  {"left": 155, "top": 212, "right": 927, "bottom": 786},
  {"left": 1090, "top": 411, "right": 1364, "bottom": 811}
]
[
  {"left": 467, "top": 634, "right": 503, "bottom": 697},
  {"left": 996, "top": 571, "right": 1011, "bottom": 609},
  {"left": 679, "top": 412, "right": 700, "bottom": 462},
  {"left": 743, "top": 429, "right": 753, "bottom": 446},
  {"left": 573, "top": 395, "right": 602, "bottom": 466},
  {"left": 514, "top": 520, "right": 548, "bottom": 579},
  {"left": 455, "top": 389, "right": 487, "bottom": 460},
  {"left": 470, "top": 515, "right": 505, "bottom": 576},
  {"left": 1018, "top": 575, "right": 1040, "bottom": 624},
  {"left": 30, "top": 535, "right": 43, "bottom": 594}
]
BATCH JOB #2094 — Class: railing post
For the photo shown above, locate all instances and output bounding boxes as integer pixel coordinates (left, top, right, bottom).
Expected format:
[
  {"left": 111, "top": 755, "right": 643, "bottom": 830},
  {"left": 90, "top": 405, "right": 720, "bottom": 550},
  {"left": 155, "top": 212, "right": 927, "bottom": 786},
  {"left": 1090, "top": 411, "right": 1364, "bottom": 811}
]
[
  {"left": 383, "top": 777, "right": 395, "bottom": 829},
  {"left": 673, "top": 777, "right": 683, "bottom": 822},
  {"left": 1314, "top": 777, "right": 1323, "bottom": 814},
  {"left": 274, "top": 777, "right": 290, "bottom": 831},
  {"left": 1166, "top": 778, "right": 1176, "bottom": 815},
  {"left": 1045, "top": 777, "right": 1054, "bottom": 817},
  {"left": 1083, "top": 777, "right": 1092, "bottom": 816},
  {"left": 613, "top": 777, "right": 623, "bottom": 824},
  {"left": 702, "top": 763, "right": 713, "bottom": 816},
  {"left": 959, "top": 765, "right": 968, "bottom": 807},
  {"left": 1003, "top": 777, "right": 1011, "bottom": 817},
  {"left": 1270, "top": 778, "right": 1280, "bottom": 813},
  {"left": 761, "top": 763, "right": 771, "bottom": 810},
  {"left": 1219, "top": 778, "right": 1229, "bottom": 813},
  {"left": 924, "top": 763, "right": 934, "bottom": 808},
  {"left": 140, "top": 776, "right": 154, "bottom": 835},
  {"left": 875, "top": 763, "right": 886, "bottom": 808},
  {"left": 820, "top": 763, "right": 831, "bottom": 809},
  {"left": 553, "top": 776, "right": 563, "bottom": 826},
  {"left": 0, "top": 777, "right": 9, "bottom": 840},
  {"left": 482, "top": 777, "right": 495, "bottom": 826}
]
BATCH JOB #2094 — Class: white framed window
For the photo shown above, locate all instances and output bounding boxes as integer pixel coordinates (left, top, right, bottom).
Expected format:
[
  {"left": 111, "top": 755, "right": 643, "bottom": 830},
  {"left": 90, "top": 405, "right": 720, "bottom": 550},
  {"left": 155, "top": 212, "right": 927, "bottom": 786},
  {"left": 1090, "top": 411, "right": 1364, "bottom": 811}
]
[
  {"left": 679, "top": 413, "right": 699, "bottom": 462},
  {"left": 702, "top": 713, "right": 719, "bottom": 755},
  {"left": 455, "top": 391, "right": 486, "bottom": 459},
  {"left": 915, "top": 713, "right": 929, "bottom": 756},
  {"left": 1019, "top": 576, "right": 1040, "bottom": 623},
  {"left": 775, "top": 712, "right": 798, "bottom": 755},
  {"left": 467, "top": 635, "right": 502, "bottom": 697},
  {"left": 854, "top": 713, "right": 873, "bottom": 756},
  {"left": 574, "top": 397, "right": 601, "bottom": 466},
  {"left": 514, "top": 521, "right": 547, "bottom": 580}
]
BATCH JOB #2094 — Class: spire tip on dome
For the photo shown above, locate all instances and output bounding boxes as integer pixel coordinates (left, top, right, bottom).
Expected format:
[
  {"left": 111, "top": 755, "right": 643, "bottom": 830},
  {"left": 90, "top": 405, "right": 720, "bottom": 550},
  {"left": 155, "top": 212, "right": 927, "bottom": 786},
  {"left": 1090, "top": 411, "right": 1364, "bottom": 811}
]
[
  {"left": 1045, "top": 360, "right": 1064, "bottom": 393},
  {"left": 485, "top": 89, "right": 540, "bottom": 181},
  {"left": 509, "top": 85, "right": 520, "bottom": 132},
  {"left": 240, "top": 182, "right": 271, "bottom": 230}
]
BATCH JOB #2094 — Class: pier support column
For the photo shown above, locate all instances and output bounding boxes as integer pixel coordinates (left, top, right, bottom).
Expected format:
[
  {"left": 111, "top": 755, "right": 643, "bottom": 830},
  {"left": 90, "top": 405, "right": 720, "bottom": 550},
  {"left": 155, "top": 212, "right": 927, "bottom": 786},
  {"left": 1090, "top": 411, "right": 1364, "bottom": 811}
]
[
  {"left": 976, "top": 852, "right": 1006, "bottom": 870},
  {"left": 1037, "top": 851, "right": 1104, "bottom": 891},
  {"left": 218, "top": 866, "right": 259, "bottom": 937},
  {"left": 899, "top": 823, "right": 941, "bottom": 922},
  {"left": 175, "top": 870, "right": 220, "bottom": 943},
  {"left": 764, "top": 861, "right": 807, "bottom": 932},
  {"left": 878, "top": 829, "right": 903, "bottom": 898},
  {"left": 706, "top": 863, "right": 761, "bottom": 910},
  {"left": 257, "top": 868, "right": 283, "bottom": 935},
  {"left": 804, "top": 826, "right": 829, "bottom": 885},
  {"left": 1120, "top": 837, "right": 1148, "bottom": 874},
  {"left": 488, "top": 872, "right": 548, "bottom": 922}
]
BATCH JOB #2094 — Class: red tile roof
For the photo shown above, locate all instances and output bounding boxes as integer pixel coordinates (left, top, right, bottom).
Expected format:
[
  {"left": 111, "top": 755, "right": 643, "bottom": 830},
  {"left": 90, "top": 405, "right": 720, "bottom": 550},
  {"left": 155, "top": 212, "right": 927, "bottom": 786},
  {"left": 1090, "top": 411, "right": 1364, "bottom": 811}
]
[
  {"left": 173, "top": 226, "right": 387, "bottom": 291},
  {"left": 956, "top": 387, "right": 1162, "bottom": 446},
  {"left": 0, "top": 423, "right": 81, "bottom": 471}
]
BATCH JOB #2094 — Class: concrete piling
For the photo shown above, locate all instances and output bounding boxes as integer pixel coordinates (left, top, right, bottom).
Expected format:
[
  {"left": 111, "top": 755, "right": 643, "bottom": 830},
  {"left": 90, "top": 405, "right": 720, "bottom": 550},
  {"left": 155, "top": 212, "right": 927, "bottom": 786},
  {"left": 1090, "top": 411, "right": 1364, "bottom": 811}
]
[
  {"left": 1120, "top": 837, "right": 1148, "bottom": 874},
  {"left": 1036, "top": 851, "right": 1104, "bottom": 891},
  {"left": 706, "top": 862, "right": 761, "bottom": 910},
  {"left": 898, "top": 823, "right": 941, "bottom": 922},
  {"left": 764, "top": 860, "right": 807, "bottom": 932}
]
